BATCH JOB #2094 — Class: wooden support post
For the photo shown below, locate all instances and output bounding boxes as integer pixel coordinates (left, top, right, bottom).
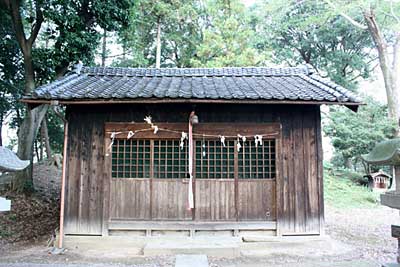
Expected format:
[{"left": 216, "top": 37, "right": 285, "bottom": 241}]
[{"left": 58, "top": 121, "right": 68, "bottom": 248}]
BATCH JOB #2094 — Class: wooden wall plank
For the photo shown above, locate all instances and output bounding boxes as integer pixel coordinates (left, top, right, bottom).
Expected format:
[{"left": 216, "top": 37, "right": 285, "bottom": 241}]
[
  {"left": 279, "top": 106, "right": 322, "bottom": 235},
  {"left": 195, "top": 180, "right": 235, "bottom": 221},
  {"left": 238, "top": 180, "right": 276, "bottom": 221},
  {"left": 110, "top": 179, "right": 150, "bottom": 219},
  {"left": 151, "top": 179, "right": 192, "bottom": 220},
  {"left": 65, "top": 103, "right": 323, "bottom": 235},
  {"left": 316, "top": 109, "right": 324, "bottom": 234},
  {"left": 293, "top": 112, "right": 306, "bottom": 232},
  {"left": 275, "top": 134, "right": 283, "bottom": 235}
]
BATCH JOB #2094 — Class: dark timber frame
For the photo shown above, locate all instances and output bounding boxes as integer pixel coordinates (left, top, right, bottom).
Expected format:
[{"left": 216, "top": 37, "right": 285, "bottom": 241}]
[{"left": 63, "top": 103, "right": 324, "bottom": 236}]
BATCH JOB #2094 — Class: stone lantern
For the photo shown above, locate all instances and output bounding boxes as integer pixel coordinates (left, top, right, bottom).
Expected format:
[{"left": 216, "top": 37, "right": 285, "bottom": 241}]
[{"left": 362, "top": 138, "right": 400, "bottom": 266}]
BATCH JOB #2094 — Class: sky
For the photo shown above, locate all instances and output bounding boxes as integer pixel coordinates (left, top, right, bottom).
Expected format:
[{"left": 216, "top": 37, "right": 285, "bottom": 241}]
[{"left": 242, "top": 0, "right": 256, "bottom": 6}]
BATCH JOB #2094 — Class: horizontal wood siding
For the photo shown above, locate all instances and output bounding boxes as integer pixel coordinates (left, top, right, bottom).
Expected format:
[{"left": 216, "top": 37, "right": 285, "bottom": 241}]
[{"left": 65, "top": 104, "right": 323, "bottom": 235}]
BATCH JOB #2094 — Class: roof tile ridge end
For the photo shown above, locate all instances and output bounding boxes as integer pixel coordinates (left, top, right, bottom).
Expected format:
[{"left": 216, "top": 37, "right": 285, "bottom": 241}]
[{"left": 305, "top": 73, "right": 361, "bottom": 103}]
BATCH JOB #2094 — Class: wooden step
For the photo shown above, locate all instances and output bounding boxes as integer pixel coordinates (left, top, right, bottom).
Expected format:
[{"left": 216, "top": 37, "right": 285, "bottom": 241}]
[{"left": 144, "top": 237, "right": 240, "bottom": 258}]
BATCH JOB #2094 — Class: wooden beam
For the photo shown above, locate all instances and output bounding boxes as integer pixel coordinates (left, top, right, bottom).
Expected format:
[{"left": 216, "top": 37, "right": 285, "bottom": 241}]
[
  {"left": 109, "top": 220, "right": 277, "bottom": 231},
  {"left": 104, "top": 123, "right": 282, "bottom": 139}
]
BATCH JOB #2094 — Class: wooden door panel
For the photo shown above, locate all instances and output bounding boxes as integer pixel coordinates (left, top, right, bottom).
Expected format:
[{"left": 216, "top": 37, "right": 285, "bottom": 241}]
[
  {"left": 151, "top": 179, "right": 192, "bottom": 220},
  {"left": 195, "top": 180, "right": 236, "bottom": 221},
  {"left": 238, "top": 180, "right": 276, "bottom": 221},
  {"left": 110, "top": 179, "right": 150, "bottom": 219}
]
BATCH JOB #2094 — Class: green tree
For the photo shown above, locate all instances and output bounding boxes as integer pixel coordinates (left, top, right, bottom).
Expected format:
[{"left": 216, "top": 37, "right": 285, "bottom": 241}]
[
  {"left": 323, "top": 0, "right": 400, "bottom": 133},
  {"left": 252, "top": 0, "right": 374, "bottom": 90},
  {"left": 0, "top": 0, "right": 134, "bottom": 192},
  {"left": 0, "top": 7, "right": 24, "bottom": 147},
  {"left": 115, "top": 0, "right": 203, "bottom": 68},
  {"left": 0, "top": 0, "right": 48, "bottom": 192},
  {"left": 191, "top": 0, "right": 266, "bottom": 67},
  {"left": 324, "top": 97, "right": 397, "bottom": 168}
]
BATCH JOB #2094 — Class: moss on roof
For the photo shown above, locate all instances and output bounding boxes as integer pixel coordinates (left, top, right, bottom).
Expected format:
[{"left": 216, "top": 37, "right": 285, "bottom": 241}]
[{"left": 361, "top": 138, "right": 400, "bottom": 165}]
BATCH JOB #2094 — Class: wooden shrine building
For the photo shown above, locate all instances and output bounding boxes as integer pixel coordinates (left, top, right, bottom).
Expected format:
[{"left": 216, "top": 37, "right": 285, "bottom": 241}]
[{"left": 23, "top": 66, "right": 361, "bottom": 237}]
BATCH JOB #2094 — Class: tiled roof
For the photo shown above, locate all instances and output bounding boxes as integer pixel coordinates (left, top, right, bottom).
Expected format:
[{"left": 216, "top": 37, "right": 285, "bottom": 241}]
[{"left": 27, "top": 66, "right": 361, "bottom": 104}]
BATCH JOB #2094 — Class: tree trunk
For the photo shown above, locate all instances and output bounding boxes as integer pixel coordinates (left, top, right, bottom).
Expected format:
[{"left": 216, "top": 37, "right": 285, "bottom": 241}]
[
  {"left": 0, "top": 115, "right": 3, "bottom": 147},
  {"left": 14, "top": 46, "right": 48, "bottom": 192},
  {"left": 122, "top": 42, "right": 126, "bottom": 61},
  {"left": 3, "top": 0, "right": 45, "bottom": 191},
  {"left": 155, "top": 18, "right": 161, "bottom": 68},
  {"left": 40, "top": 116, "right": 52, "bottom": 159},
  {"left": 22, "top": 49, "right": 35, "bottom": 94},
  {"left": 344, "top": 156, "right": 352, "bottom": 169},
  {"left": 323, "top": 2, "right": 400, "bottom": 133},
  {"left": 13, "top": 104, "right": 48, "bottom": 192},
  {"left": 35, "top": 139, "right": 40, "bottom": 162},
  {"left": 39, "top": 133, "right": 43, "bottom": 161},
  {"left": 101, "top": 28, "right": 107, "bottom": 67},
  {"left": 0, "top": 125, "right": 2, "bottom": 147},
  {"left": 363, "top": 10, "right": 400, "bottom": 134}
]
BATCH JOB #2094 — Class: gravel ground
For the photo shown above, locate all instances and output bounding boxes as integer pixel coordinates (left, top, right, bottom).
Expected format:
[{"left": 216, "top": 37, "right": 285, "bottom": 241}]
[
  {"left": 207, "top": 204, "right": 399, "bottom": 267},
  {"left": 325, "top": 205, "right": 399, "bottom": 263},
  {"left": 0, "top": 204, "right": 398, "bottom": 267}
]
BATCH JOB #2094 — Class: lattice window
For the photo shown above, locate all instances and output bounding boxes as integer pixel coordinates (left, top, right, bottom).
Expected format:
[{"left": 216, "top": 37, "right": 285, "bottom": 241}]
[
  {"left": 154, "top": 140, "right": 188, "bottom": 179},
  {"left": 111, "top": 140, "right": 151, "bottom": 178},
  {"left": 238, "top": 139, "right": 276, "bottom": 179},
  {"left": 195, "top": 140, "right": 235, "bottom": 179},
  {"left": 111, "top": 137, "right": 276, "bottom": 179}
]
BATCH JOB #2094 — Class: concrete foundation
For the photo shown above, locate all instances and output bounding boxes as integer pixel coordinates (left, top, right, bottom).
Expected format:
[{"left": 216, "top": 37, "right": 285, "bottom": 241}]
[
  {"left": 175, "top": 255, "right": 208, "bottom": 267},
  {"left": 143, "top": 237, "right": 241, "bottom": 258},
  {"left": 61, "top": 234, "right": 352, "bottom": 259}
]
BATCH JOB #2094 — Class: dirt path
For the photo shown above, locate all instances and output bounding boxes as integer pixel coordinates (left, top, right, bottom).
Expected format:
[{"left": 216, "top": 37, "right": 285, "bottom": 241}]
[{"left": 325, "top": 205, "right": 399, "bottom": 263}]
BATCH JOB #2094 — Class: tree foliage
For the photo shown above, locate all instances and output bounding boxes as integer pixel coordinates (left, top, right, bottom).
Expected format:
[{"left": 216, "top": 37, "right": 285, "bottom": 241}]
[
  {"left": 322, "top": 0, "right": 400, "bottom": 132},
  {"left": 114, "top": 0, "right": 203, "bottom": 68},
  {"left": 252, "top": 0, "right": 375, "bottom": 90},
  {"left": 191, "top": 0, "right": 266, "bottom": 67},
  {"left": 114, "top": 0, "right": 267, "bottom": 68},
  {"left": 37, "top": 0, "right": 133, "bottom": 78},
  {"left": 0, "top": 8, "right": 25, "bottom": 147},
  {"left": 324, "top": 97, "right": 397, "bottom": 167},
  {"left": 0, "top": 0, "right": 134, "bottom": 191}
]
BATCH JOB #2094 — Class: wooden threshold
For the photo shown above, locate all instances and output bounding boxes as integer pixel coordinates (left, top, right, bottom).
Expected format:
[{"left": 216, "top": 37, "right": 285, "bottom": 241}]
[{"left": 109, "top": 220, "right": 277, "bottom": 231}]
